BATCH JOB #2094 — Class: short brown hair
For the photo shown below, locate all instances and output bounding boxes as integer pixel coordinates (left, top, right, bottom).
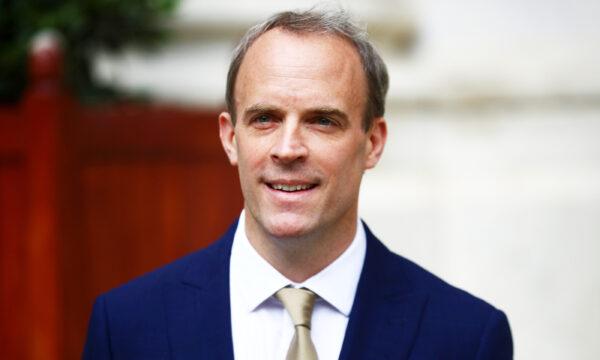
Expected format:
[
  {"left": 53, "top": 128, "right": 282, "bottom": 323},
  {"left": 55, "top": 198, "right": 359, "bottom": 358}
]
[{"left": 225, "top": 9, "right": 389, "bottom": 131}]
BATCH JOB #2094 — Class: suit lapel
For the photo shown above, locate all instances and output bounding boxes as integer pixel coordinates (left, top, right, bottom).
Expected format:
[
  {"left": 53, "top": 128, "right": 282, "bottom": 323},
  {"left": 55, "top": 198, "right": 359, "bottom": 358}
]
[
  {"left": 161, "top": 220, "right": 427, "bottom": 359},
  {"left": 163, "top": 222, "right": 237, "bottom": 360},
  {"left": 339, "top": 224, "right": 428, "bottom": 360}
]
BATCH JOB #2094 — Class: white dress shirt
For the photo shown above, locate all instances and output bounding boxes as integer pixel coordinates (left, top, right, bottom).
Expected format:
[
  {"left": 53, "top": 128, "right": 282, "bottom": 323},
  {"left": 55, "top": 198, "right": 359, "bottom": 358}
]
[{"left": 229, "top": 211, "right": 366, "bottom": 360}]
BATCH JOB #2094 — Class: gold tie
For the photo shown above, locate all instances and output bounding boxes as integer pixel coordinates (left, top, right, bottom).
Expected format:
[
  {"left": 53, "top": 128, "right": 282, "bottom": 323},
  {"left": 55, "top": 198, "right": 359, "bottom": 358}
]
[{"left": 275, "top": 287, "right": 318, "bottom": 360}]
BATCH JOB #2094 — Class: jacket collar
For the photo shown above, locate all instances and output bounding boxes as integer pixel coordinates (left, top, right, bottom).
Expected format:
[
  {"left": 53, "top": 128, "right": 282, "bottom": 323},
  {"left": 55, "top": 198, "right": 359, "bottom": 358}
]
[
  {"left": 338, "top": 222, "right": 428, "bottom": 360},
  {"left": 164, "top": 220, "right": 237, "bottom": 360},
  {"left": 163, "top": 219, "right": 427, "bottom": 360}
]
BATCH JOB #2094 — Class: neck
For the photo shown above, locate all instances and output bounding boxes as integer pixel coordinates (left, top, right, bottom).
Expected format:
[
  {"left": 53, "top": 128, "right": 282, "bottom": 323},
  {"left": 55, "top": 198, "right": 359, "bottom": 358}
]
[{"left": 244, "top": 212, "right": 358, "bottom": 283}]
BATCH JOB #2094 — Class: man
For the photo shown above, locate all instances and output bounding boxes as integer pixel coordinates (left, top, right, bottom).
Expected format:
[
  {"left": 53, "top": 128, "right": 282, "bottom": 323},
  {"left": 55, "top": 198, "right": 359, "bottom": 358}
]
[{"left": 84, "top": 9, "right": 513, "bottom": 360}]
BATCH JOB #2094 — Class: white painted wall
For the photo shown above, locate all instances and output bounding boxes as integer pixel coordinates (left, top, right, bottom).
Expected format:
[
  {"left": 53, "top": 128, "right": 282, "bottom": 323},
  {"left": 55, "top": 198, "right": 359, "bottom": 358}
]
[
  {"left": 94, "top": 0, "right": 600, "bottom": 358},
  {"left": 371, "top": 3, "right": 600, "bottom": 357},
  {"left": 361, "top": 107, "right": 600, "bottom": 359}
]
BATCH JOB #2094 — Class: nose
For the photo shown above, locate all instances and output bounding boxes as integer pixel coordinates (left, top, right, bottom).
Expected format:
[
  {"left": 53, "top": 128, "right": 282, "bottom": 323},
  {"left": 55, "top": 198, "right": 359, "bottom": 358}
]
[{"left": 270, "top": 119, "right": 308, "bottom": 164}]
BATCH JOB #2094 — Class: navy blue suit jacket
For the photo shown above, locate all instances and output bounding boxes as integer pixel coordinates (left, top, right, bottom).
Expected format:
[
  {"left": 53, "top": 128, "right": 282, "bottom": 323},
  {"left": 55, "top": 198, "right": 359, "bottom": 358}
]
[{"left": 83, "top": 221, "right": 513, "bottom": 359}]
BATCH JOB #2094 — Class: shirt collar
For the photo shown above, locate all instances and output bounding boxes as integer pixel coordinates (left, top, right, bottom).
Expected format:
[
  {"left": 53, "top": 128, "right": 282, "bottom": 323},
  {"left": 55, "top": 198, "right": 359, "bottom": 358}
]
[{"left": 229, "top": 211, "right": 366, "bottom": 317}]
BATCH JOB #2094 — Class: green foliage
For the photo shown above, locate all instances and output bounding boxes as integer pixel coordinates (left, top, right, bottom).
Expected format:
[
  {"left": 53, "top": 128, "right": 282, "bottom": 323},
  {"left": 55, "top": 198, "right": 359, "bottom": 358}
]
[{"left": 0, "top": 0, "right": 179, "bottom": 103}]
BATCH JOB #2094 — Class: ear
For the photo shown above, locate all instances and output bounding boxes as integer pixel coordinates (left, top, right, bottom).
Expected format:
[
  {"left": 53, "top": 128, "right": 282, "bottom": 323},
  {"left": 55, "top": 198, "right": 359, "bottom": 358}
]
[
  {"left": 364, "top": 117, "right": 387, "bottom": 170},
  {"left": 218, "top": 112, "right": 238, "bottom": 166}
]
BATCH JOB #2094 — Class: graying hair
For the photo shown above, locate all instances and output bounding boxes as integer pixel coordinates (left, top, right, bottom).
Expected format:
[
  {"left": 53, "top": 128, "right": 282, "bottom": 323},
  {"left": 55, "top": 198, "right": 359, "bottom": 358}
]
[{"left": 225, "top": 9, "right": 389, "bottom": 131}]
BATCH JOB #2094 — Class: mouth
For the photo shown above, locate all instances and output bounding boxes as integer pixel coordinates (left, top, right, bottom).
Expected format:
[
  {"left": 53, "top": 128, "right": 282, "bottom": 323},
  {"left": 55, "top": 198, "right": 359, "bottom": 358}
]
[{"left": 266, "top": 182, "right": 318, "bottom": 193}]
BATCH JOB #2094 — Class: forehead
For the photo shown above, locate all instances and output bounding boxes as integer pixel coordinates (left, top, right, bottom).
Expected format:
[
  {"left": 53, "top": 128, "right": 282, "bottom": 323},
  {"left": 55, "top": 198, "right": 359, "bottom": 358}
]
[{"left": 234, "top": 28, "right": 367, "bottom": 116}]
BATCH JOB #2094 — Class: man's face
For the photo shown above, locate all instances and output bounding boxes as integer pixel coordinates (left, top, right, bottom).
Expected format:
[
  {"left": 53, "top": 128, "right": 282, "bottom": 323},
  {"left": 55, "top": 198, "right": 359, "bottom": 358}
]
[{"left": 219, "top": 29, "right": 386, "bottom": 242}]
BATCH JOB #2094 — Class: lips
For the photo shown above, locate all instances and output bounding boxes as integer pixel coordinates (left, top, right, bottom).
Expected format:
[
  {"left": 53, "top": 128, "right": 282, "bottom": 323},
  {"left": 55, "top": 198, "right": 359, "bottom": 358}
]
[
  {"left": 267, "top": 183, "right": 317, "bottom": 192},
  {"left": 270, "top": 183, "right": 314, "bottom": 192}
]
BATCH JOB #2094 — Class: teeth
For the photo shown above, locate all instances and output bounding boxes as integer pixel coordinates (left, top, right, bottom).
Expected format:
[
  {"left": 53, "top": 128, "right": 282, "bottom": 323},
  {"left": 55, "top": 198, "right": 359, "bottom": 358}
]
[{"left": 272, "top": 184, "right": 312, "bottom": 192}]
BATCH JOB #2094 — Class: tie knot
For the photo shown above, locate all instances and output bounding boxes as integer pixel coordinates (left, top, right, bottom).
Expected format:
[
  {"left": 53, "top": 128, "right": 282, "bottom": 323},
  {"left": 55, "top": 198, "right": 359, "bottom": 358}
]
[{"left": 275, "top": 287, "right": 317, "bottom": 328}]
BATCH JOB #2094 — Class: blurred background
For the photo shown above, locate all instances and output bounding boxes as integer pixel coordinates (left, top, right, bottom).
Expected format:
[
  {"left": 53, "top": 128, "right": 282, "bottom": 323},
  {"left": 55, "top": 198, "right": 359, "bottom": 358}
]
[{"left": 1, "top": 0, "right": 599, "bottom": 358}]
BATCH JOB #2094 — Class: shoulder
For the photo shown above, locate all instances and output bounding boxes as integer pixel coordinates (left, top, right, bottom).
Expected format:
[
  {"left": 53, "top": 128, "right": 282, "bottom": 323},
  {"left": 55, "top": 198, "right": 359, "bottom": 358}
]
[
  {"left": 363, "top": 225, "right": 513, "bottom": 358},
  {"left": 396, "top": 255, "right": 512, "bottom": 358},
  {"left": 83, "top": 222, "right": 237, "bottom": 357},
  {"left": 364, "top": 223, "right": 504, "bottom": 315},
  {"left": 97, "top": 220, "right": 236, "bottom": 310},
  {"left": 390, "top": 249, "right": 496, "bottom": 314}
]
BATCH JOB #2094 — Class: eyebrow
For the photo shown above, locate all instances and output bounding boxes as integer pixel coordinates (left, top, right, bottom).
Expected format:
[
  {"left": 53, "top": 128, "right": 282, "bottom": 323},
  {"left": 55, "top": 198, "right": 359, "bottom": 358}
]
[
  {"left": 242, "top": 104, "right": 349, "bottom": 122},
  {"left": 243, "top": 104, "right": 280, "bottom": 118},
  {"left": 308, "top": 107, "right": 348, "bottom": 122}
]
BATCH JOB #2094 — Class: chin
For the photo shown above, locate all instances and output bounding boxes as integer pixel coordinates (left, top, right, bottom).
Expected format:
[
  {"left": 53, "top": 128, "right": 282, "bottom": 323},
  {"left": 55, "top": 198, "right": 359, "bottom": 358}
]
[{"left": 263, "top": 213, "right": 315, "bottom": 240}]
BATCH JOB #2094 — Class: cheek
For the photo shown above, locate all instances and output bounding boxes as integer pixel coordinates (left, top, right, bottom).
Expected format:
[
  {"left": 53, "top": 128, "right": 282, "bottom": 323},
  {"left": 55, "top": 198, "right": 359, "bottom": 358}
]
[
  {"left": 321, "top": 140, "right": 367, "bottom": 183},
  {"left": 236, "top": 138, "right": 270, "bottom": 186},
  {"left": 338, "top": 138, "right": 368, "bottom": 169},
  {"left": 237, "top": 137, "right": 263, "bottom": 165},
  {"left": 237, "top": 153, "right": 259, "bottom": 185}
]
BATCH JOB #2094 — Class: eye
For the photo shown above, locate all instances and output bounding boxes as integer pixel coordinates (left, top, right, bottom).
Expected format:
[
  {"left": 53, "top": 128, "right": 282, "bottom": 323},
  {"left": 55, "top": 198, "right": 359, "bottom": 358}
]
[
  {"left": 251, "top": 114, "right": 275, "bottom": 128},
  {"left": 315, "top": 117, "right": 333, "bottom": 126},
  {"left": 256, "top": 114, "right": 271, "bottom": 123}
]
